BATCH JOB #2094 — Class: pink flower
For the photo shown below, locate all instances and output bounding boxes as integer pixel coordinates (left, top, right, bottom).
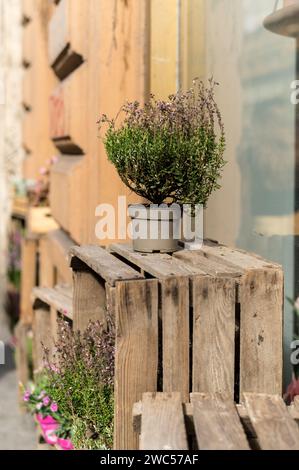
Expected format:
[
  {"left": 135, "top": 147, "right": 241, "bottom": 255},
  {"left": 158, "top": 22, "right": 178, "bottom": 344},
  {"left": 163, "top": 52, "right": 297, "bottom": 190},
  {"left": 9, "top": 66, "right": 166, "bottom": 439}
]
[
  {"left": 43, "top": 396, "right": 50, "bottom": 406},
  {"left": 50, "top": 364, "right": 60, "bottom": 373},
  {"left": 50, "top": 402, "right": 58, "bottom": 413},
  {"left": 36, "top": 402, "right": 43, "bottom": 411},
  {"left": 51, "top": 156, "right": 58, "bottom": 164},
  {"left": 23, "top": 391, "right": 30, "bottom": 402},
  {"left": 38, "top": 390, "right": 46, "bottom": 400},
  {"left": 39, "top": 167, "right": 47, "bottom": 176}
]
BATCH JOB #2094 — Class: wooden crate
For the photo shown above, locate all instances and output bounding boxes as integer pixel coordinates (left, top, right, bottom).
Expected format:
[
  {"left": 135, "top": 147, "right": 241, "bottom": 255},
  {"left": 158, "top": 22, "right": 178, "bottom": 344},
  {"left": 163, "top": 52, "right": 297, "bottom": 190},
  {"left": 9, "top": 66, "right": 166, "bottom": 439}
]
[
  {"left": 20, "top": 235, "right": 39, "bottom": 325},
  {"left": 15, "top": 321, "right": 33, "bottom": 406},
  {"left": 27, "top": 207, "right": 59, "bottom": 236},
  {"left": 12, "top": 195, "right": 30, "bottom": 219},
  {"left": 39, "top": 229, "right": 74, "bottom": 287},
  {"left": 48, "top": 0, "right": 87, "bottom": 79},
  {"left": 133, "top": 392, "right": 299, "bottom": 451},
  {"left": 32, "top": 284, "right": 73, "bottom": 372},
  {"left": 69, "top": 240, "right": 284, "bottom": 450}
]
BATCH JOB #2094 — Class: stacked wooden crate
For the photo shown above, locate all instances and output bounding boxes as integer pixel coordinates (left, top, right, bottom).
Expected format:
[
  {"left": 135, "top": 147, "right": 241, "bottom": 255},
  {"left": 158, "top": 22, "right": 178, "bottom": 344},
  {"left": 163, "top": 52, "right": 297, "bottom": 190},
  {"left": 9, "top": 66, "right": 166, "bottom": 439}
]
[
  {"left": 69, "top": 240, "right": 284, "bottom": 450},
  {"left": 134, "top": 392, "right": 299, "bottom": 450}
]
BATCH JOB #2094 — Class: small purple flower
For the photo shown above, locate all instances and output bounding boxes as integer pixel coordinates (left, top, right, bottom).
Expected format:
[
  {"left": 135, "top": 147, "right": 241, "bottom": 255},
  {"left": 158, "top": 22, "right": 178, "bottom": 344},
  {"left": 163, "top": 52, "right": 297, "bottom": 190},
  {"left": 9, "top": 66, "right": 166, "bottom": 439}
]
[
  {"left": 43, "top": 396, "right": 50, "bottom": 406},
  {"left": 50, "top": 402, "right": 58, "bottom": 413},
  {"left": 50, "top": 364, "right": 60, "bottom": 373},
  {"left": 23, "top": 391, "right": 31, "bottom": 402}
]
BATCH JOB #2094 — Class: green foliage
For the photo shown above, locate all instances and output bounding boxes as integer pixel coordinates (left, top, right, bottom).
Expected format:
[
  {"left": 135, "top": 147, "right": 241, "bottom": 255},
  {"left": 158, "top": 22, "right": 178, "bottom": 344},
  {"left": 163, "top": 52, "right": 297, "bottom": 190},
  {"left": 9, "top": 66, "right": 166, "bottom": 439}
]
[
  {"left": 99, "top": 79, "right": 226, "bottom": 206},
  {"left": 43, "top": 319, "right": 115, "bottom": 450},
  {"left": 21, "top": 374, "right": 72, "bottom": 439}
]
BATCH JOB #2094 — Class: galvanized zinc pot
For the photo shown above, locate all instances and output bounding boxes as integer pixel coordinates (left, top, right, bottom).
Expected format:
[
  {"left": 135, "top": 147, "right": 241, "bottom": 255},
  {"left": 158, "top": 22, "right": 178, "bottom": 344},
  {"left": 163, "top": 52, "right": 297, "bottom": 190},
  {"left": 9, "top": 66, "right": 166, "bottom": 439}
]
[{"left": 128, "top": 204, "right": 181, "bottom": 253}]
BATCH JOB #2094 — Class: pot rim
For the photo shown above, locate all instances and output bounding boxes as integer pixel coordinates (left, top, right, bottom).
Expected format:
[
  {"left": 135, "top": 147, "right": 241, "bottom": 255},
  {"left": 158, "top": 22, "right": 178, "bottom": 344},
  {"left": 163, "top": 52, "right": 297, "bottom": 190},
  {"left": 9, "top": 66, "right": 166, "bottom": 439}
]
[{"left": 128, "top": 203, "right": 181, "bottom": 221}]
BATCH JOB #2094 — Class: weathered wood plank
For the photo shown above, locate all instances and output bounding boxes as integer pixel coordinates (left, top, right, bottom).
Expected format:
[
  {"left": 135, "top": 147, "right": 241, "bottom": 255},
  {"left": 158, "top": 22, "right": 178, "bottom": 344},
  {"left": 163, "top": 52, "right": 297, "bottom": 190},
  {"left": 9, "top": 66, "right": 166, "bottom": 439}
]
[
  {"left": 239, "top": 269, "right": 283, "bottom": 396},
  {"left": 191, "top": 393, "right": 250, "bottom": 450},
  {"left": 173, "top": 250, "right": 241, "bottom": 277},
  {"left": 20, "top": 237, "right": 38, "bottom": 325},
  {"left": 48, "top": 0, "right": 87, "bottom": 78},
  {"left": 110, "top": 243, "right": 207, "bottom": 278},
  {"left": 15, "top": 322, "right": 31, "bottom": 395},
  {"left": 192, "top": 277, "right": 236, "bottom": 398},
  {"left": 27, "top": 207, "right": 58, "bottom": 235},
  {"left": 49, "top": 64, "right": 88, "bottom": 153},
  {"left": 162, "top": 277, "right": 189, "bottom": 403},
  {"left": 244, "top": 393, "right": 299, "bottom": 450},
  {"left": 200, "top": 241, "right": 280, "bottom": 271},
  {"left": 140, "top": 393, "right": 188, "bottom": 450},
  {"left": 50, "top": 155, "right": 83, "bottom": 238},
  {"left": 33, "top": 307, "right": 52, "bottom": 372},
  {"left": 73, "top": 270, "right": 107, "bottom": 332},
  {"left": 114, "top": 280, "right": 159, "bottom": 450},
  {"left": 39, "top": 229, "right": 74, "bottom": 287},
  {"left": 70, "top": 245, "right": 143, "bottom": 286},
  {"left": 32, "top": 285, "right": 73, "bottom": 320}
]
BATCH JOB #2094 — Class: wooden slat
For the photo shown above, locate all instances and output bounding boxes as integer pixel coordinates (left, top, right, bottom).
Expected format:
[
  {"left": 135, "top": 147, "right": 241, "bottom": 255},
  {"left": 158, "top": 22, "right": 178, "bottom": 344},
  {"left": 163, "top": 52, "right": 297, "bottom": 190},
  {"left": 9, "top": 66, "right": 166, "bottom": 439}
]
[
  {"left": 140, "top": 393, "right": 188, "bottom": 450},
  {"left": 70, "top": 245, "right": 143, "bottom": 286},
  {"left": 33, "top": 307, "right": 52, "bottom": 372},
  {"left": 48, "top": 0, "right": 87, "bottom": 78},
  {"left": 192, "top": 277, "right": 236, "bottom": 398},
  {"left": 199, "top": 241, "right": 279, "bottom": 271},
  {"left": 174, "top": 250, "right": 241, "bottom": 277},
  {"left": 48, "top": 0, "right": 68, "bottom": 64},
  {"left": 15, "top": 322, "right": 31, "bottom": 394},
  {"left": 49, "top": 64, "right": 88, "bottom": 153},
  {"left": 39, "top": 230, "right": 73, "bottom": 287},
  {"left": 106, "top": 285, "right": 116, "bottom": 320},
  {"left": 32, "top": 285, "right": 73, "bottom": 320},
  {"left": 114, "top": 280, "right": 159, "bottom": 450},
  {"left": 20, "top": 237, "right": 38, "bottom": 324},
  {"left": 162, "top": 277, "right": 189, "bottom": 403},
  {"left": 239, "top": 269, "right": 283, "bottom": 396},
  {"left": 73, "top": 271, "right": 107, "bottom": 332},
  {"left": 110, "top": 243, "right": 207, "bottom": 278},
  {"left": 27, "top": 207, "right": 58, "bottom": 235},
  {"left": 244, "top": 393, "right": 299, "bottom": 450},
  {"left": 50, "top": 155, "right": 84, "bottom": 237},
  {"left": 191, "top": 393, "right": 250, "bottom": 450}
]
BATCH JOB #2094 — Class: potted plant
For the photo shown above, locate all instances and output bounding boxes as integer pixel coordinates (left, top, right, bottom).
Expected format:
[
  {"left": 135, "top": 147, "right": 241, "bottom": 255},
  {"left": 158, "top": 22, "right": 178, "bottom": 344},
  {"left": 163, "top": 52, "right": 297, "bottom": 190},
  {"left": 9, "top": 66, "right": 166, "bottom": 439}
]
[
  {"left": 99, "top": 78, "right": 226, "bottom": 253},
  {"left": 22, "top": 377, "right": 74, "bottom": 450}
]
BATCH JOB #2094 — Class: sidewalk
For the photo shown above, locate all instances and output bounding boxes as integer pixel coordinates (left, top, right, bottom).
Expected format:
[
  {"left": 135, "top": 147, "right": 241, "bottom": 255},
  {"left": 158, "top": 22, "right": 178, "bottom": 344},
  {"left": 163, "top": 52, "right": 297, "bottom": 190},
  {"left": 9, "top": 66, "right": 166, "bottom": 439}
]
[{"left": 0, "top": 311, "right": 36, "bottom": 450}]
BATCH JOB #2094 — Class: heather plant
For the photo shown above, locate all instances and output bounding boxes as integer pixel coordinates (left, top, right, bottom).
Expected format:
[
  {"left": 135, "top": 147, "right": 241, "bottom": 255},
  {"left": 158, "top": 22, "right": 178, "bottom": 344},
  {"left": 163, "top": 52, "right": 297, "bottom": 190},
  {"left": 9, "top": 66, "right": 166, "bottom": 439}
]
[
  {"left": 43, "top": 318, "right": 115, "bottom": 450},
  {"left": 99, "top": 78, "right": 226, "bottom": 206}
]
